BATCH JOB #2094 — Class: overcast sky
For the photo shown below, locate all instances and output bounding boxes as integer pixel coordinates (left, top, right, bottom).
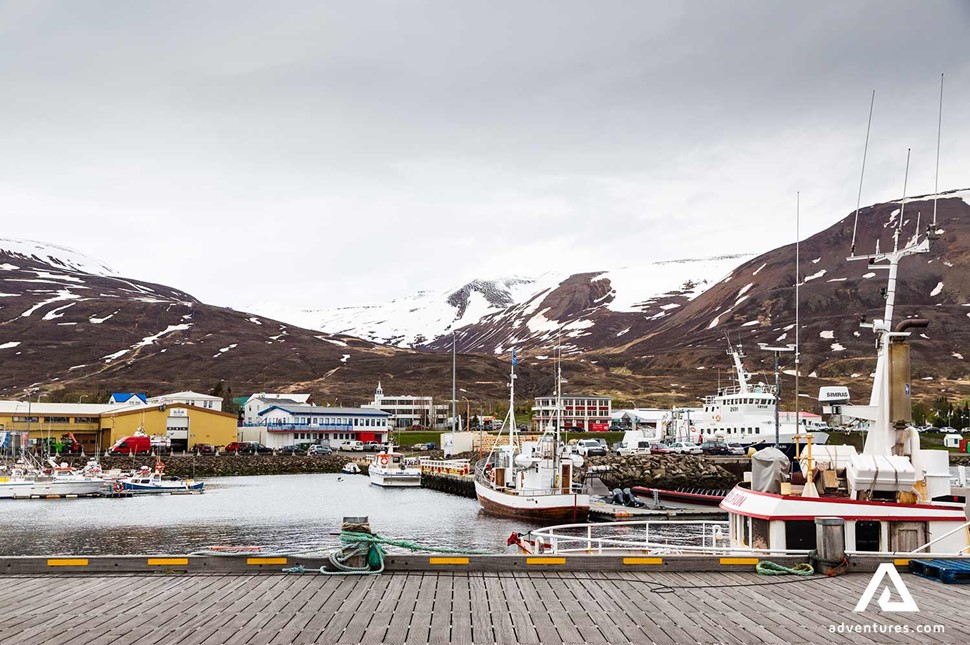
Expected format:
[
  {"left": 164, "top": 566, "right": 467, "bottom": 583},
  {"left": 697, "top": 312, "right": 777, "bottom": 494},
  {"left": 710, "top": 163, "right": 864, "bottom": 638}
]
[{"left": 2, "top": 1, "right": 969, "bottom": 310}]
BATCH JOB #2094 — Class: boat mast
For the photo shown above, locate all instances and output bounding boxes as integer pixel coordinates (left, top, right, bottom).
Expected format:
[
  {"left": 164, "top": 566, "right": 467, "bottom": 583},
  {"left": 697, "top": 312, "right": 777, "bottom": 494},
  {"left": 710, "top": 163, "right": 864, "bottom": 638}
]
[
  {"left": 554, "top": 329, "right": 562, "bottom": 491},
  {"left": 795, "top": 191, "right": 800, "bottom": 435},
  {"left": 508, "top": 350, "right": 517, "bottom": 448},
  {"left": 848, "top": 149, "right": 928, "bottom": 456}
]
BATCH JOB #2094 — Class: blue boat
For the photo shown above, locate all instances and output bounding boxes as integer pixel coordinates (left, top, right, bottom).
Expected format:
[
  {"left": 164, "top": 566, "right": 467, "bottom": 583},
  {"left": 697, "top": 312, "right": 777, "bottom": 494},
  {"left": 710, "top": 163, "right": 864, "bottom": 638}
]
[{"left": 119, "top": 463, "right": 204, "bottom": 494}]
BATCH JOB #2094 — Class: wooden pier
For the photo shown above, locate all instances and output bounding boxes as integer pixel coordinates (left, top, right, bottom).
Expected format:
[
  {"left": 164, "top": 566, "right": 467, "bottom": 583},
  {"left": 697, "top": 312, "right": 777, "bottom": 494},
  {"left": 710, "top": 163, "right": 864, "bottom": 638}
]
[{"left": 1, "top": 568, "right": 966, "bottom": 644}]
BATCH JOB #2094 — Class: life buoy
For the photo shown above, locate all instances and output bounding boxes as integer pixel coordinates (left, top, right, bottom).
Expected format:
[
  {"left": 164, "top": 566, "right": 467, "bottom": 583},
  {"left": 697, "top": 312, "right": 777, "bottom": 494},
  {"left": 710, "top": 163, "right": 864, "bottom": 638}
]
[
  {"left": 714, "top": 415, "right": 721, "bottom": 423},
  {"left": 157, "top": 462, "right": 166, "bottom": 472},
  {"left": 379, "top": 455, "right": 389, "bottom": 465},
  {"left": 112, "top": 481, "right": 124, "bottom": 493}
]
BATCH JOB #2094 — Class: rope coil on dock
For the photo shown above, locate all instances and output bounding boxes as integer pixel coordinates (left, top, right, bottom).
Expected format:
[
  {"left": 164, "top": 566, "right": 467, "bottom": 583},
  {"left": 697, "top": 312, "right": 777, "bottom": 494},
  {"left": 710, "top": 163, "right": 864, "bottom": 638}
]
[{"left": 755, "top": 561, "right": 815, "bottom": 576}]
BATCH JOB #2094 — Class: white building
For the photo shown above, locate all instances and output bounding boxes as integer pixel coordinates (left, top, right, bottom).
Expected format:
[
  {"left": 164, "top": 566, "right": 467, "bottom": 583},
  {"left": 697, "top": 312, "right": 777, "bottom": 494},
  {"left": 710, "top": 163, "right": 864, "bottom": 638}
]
[
  {"left": 147, "top": 391, "right": 223, "bottom": 412},
  {"left": 239, "top": 404, "right": 390, "bottom": 449},
  {"left": 241, "top": 393, "right": 313, "bottom": 425},
  {"left": 532, "top": 395, "right": 612, "bottom": 431},
  {"left": 363, "top": 382, "right": 449, "bottom": 428},
  {"left": 611, "top": 408, "right": 669, "bottom": 432}
]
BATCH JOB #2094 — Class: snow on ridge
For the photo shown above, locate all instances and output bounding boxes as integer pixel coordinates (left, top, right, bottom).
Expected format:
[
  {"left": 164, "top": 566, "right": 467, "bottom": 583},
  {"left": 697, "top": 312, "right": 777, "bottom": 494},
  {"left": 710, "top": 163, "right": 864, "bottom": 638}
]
[
  {"left": 930, "top": 282, "right": 944, "bottom": 297},
  {"left": 0, "top": 238, "right": 115, "bottom": 276},
  {"left": 0, "top": 342, "right": 21, "bottom": 349}
]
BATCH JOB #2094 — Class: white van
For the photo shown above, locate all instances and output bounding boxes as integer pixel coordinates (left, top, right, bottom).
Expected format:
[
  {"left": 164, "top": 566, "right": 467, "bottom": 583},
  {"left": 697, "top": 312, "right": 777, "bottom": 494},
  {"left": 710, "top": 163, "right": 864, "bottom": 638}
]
[
  {"left": 616, "top": 439, "right": 654, "bottom": 457},
  {"left": 333, "top": 440, "right": 364, "bottom": 452}
]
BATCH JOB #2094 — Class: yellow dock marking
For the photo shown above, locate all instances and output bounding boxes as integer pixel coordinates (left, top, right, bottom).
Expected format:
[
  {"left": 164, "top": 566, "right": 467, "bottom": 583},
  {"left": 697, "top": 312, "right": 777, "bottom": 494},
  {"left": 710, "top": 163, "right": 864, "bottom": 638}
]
[
  {"left": 429, "top": 557, "right": 469, "bottom": 565},
  {"left": 247, "top": 557, "right": 287, "bottom": 565},
  {"left": 623, "top": 557, "right": 663, "bottom": 565},
  {"left": 148, "top": 558, "right": 189, "bottom": 566},
  {"left": 720, "top": 557, "right": 759, "bottom": 565},
  {"left": 893, "top": 559, "right": 911, "bottom": 567},
  {"left": 47, "top": 559, "right": 88, "bottom": 567},
  {"left": 526, "top": 557, "right": 566, "bottom": 565}
]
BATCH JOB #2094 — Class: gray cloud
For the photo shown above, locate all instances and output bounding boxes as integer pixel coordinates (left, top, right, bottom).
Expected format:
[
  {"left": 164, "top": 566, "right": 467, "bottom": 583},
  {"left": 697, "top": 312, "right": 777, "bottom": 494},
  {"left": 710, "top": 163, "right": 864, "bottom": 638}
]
[{"left": 1, "top": 1, "right": 968, "bottom": 309}]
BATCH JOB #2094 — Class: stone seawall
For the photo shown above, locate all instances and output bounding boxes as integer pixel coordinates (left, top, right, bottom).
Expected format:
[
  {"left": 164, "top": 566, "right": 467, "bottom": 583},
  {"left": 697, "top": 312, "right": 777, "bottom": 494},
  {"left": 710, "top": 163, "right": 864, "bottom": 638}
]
[
  {"left": 59, "top": 454, "right": 373, "bottom": 478},
  {"left": 588, "top": 454, "right": 740, "bottom": 491}
]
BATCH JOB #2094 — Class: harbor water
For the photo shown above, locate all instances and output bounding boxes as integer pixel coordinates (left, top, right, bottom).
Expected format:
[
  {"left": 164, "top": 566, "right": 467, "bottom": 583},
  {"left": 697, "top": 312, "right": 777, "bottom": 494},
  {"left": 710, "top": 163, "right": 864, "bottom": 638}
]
[{"left": 0, "top": 473, "right": 542, "bottom": 556}]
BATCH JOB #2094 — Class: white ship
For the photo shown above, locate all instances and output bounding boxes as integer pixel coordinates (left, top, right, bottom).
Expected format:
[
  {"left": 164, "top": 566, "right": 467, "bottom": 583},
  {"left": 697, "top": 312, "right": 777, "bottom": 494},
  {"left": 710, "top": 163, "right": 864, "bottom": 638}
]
[
  {"left": 369, "top": 442, "right": 421, "bottom": 487},
  {"left": 664, "top": 344, "right": 830, "bottom": 447}
]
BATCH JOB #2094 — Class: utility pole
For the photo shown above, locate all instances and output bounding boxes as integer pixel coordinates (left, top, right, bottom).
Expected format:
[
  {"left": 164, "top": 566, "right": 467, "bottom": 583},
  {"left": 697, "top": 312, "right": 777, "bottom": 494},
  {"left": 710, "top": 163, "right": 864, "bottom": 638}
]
[{"left": 451, "top": 330, "right": 457, "bottom": 432}]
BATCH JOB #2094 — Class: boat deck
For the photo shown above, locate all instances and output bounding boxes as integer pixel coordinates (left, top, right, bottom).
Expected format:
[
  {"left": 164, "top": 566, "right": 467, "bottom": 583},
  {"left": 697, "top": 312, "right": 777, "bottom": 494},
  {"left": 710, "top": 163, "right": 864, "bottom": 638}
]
[{"left": 2, "top": 570, "right": 966, "bottom": 644}]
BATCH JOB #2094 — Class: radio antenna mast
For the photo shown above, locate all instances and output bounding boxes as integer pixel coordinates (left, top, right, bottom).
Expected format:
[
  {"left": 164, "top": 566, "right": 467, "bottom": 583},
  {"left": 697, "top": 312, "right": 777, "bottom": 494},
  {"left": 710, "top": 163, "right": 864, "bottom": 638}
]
[
  {"left": 850, "top": 90, "right": 875, "bottom": 256},
  {"left": 932, "top": 73, "right": 944, "bottom": 228}
]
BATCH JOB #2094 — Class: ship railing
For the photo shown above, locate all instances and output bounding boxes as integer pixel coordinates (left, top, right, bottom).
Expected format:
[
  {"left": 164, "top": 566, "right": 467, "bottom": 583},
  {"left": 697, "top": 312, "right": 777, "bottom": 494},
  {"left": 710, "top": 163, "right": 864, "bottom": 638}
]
[{"left": 528, "top": 520, "right": 815, "bottom": 556}]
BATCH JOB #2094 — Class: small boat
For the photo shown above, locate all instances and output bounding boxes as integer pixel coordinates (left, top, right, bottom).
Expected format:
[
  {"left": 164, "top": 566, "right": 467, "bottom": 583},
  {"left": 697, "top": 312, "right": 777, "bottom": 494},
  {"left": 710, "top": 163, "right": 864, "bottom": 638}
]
[
  {"left": 119, "top": 462, "right": 204, "bottom": 494},
  {"left": 341, "top": 462, "right": 362, "bottom": 475},
  {"left": 632, "top": 486, "right": 728, "bottom": 508},
  {"left": 369, "top": 442, "right": 421, "bottom": 487},
  {"left": 475, "top": 348, "right": 590, "bottom": 521}
]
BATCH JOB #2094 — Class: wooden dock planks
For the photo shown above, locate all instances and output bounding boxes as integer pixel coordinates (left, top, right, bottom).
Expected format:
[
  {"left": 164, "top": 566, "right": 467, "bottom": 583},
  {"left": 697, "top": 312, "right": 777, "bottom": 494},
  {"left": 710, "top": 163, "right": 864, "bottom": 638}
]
[{"left": 0, "top": 571, "right": 967, "bottom": 644}]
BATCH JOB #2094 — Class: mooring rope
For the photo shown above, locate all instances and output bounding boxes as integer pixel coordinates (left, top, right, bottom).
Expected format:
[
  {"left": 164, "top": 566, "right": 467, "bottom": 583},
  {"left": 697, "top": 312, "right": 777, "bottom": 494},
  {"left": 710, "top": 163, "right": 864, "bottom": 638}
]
[{"left": 755, "top": 561, "right": 815, "bottom": 576}]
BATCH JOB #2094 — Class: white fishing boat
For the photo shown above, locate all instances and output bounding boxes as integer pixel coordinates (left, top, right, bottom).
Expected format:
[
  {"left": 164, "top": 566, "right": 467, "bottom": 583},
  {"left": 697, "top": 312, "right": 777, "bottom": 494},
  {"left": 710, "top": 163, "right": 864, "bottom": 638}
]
[
  {"left": 369, "top": 442, "right": 421, "bottom": 487},
  {"left": 342, "top": 462, "right": 362, "bottom": 475},
  {"left": 119, "top": 462, "right": 204, "bottom": 494},
  {"left": 663, "top": 343, "right": 830, "bottom": 448},
  {"left": 475, "top": 348, "right": 590, "bottom": 522}
]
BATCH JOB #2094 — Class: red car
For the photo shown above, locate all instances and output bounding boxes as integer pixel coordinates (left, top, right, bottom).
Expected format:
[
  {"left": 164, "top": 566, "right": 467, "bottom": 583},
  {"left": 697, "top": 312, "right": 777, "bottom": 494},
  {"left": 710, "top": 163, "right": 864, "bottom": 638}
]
[{"left": 649, "top": 443, "right": 673, "bottom": 454}]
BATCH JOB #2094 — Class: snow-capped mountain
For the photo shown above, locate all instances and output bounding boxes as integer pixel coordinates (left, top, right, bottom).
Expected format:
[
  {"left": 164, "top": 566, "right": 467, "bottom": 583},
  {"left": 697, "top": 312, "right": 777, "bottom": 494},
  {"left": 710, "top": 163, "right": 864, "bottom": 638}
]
[
  {"left": 250, "top": 255, "right": 751, "bottom": 354},
  {"left": 248, "top": 275, "right": 562, "bottom": 348}
]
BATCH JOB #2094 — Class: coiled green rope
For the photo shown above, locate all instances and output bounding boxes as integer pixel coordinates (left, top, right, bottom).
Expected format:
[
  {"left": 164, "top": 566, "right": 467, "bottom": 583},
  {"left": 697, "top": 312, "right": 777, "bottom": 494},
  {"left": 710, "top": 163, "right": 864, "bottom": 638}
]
[{"left": 755, "top": 561, "right": 815, "bottom": 576}]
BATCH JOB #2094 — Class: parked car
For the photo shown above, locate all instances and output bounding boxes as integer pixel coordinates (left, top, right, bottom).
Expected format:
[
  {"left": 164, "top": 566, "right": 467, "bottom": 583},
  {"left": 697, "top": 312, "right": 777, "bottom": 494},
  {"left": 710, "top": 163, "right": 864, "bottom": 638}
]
[
  {"left": 363, "top": 442, "right": 383, "bottom": 452},
  {"left": 238, "top": 442, "right": 273, "bottom": 455},
  {"left": 425, "top": 442, "right": 437, "bottom": 451},
  {"left": 667, "top": 441, "right": 702, "bottom": 455},
  {"left": 308, "top": 444, "right": 333, "bottom": 456},
  {"left": 725, "top": 442, "right": 747, "bottom": 456},
  {"left": 699, "top": 441, "right": 730, "bottom": 456},
  {"left": 193, "top": 443, "right": 216, "bottom": 455},
  {"left": 411, "top": 443, "right": 428, "bottom": 451},
  {"left": 225, "top": 442, "right": 246, "bottom": 453},
  {"left": 332, "top": 440, "right": 364, "bottom": 452},
  {"left": 278, "top": 444, "right": 307, "bottom": 456},
  {"left": 574, "top": 439, "right": 607, "bottom": 457},
  {"left": 649, "top": 443, "right": 673, "bottom": 455}
]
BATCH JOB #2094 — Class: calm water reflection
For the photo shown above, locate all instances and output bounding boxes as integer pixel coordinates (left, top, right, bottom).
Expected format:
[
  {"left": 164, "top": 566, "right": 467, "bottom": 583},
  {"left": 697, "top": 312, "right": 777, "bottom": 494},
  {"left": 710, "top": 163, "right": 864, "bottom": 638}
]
[{"left": 0, "top": 473, "right": 542, "bottom": 556}]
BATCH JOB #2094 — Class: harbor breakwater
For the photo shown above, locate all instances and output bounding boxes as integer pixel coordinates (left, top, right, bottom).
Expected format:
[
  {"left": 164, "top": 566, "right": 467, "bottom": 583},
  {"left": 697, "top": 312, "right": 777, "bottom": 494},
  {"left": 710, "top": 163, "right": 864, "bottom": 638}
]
[
  {"left": 587, "top": 455, "right": 741, "bottom": 491},
  {"left": 58, "top": 453, "right": 387, "bottom": 478}
]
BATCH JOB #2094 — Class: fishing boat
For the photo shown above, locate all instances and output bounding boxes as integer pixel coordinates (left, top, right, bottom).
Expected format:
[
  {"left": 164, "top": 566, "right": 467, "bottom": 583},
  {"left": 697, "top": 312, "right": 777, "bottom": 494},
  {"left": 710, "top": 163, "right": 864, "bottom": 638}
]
[
  {"left": 663, "top": 342, "right": 830, "bottom": 448},
  {"left": 475, "top": 348, "right": 590, "bottom": 522},
  {"left": 369, "top": 442, "right": 421, "bottom": 487},
  {"left": 342, "top": 462, "right": 363, "bottom": 475},
  {"left": 119, "top": 462, "right": 204, "bottom": 494}
]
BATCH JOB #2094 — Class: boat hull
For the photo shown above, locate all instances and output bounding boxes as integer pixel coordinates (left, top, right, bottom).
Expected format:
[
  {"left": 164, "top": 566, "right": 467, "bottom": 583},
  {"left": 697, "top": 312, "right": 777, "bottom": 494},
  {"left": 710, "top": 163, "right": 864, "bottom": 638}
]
[
  {"left": 122, "top": 482, "right": 204, "bottom": 494},
  {"left": 369, "top": 471, "right": 421, "bottom": 487},
  {"left": 475, "top": 480, "right": 590, "bottom": 522},
  {"left": 632, "top": 486, "right": 726, "bottom": 508},
  {"left": 0, "top": 479, "right": 105, "bottom": 499}
]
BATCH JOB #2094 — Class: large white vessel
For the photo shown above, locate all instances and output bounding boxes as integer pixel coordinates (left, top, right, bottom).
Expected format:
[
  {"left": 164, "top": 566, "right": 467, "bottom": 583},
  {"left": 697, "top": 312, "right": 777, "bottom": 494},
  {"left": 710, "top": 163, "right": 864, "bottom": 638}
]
[
  {"left": 664, "top": 344, "right": 830, "bottom": 447},
  {"left": 475, "top": 350, "right": 590, "bottom": 522},
  {"left": 369, "top": 442, "right": 421, "bottom": 487}
]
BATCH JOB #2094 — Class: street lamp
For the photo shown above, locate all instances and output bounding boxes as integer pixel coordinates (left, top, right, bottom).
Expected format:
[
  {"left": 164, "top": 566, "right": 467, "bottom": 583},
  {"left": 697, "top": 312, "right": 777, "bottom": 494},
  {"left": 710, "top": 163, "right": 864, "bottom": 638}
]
[{"left": 758, "top": 343, "right": 795, "bottom": 448}]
